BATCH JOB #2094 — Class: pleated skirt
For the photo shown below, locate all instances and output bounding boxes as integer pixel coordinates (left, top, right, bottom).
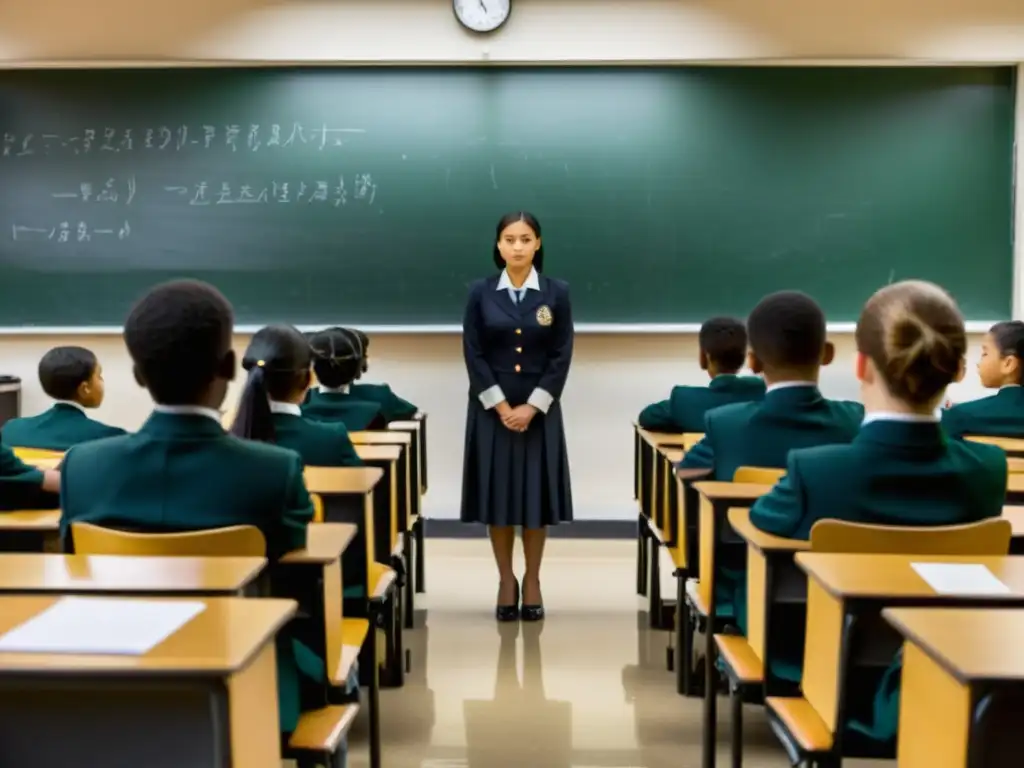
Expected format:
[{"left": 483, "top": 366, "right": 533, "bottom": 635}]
[{"left": 460, "top": 374, "right": 574, "bottom": 529}]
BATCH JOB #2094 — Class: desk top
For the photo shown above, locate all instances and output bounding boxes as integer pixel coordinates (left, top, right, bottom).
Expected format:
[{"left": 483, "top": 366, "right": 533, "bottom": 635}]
[
  {"left": 388, "top": 420, "right": 421, "bottom": 432},
  {"left": 1003, "top": 506, "right": 1024, "bottom": 537},
  {"left": 354, "top": 445, "right": 402, "bottom": 462},
  {"left": 280, "top": 523, "right": 356, "bottom": 565},
  {"left": 884, "top": 607, "right": 1024, "bottom": 684},
  {"left": 0, "top": 510, "right": 61, "bottom": 532},
  {"left": 692, "top": 481, "right": 773, "bottom": 501},
  {"left": 660, "top": 447, "right": 685, "bottom": 464},
  {"left": 728, "top": 507, "right": 810, "bottom": 553},
  {"left": 967, "top": 435, "right": 1024, "bottom": 453},
  {"left": 635, "top": 427, "right": 690, "bottom": 448},
  {"left": 0, "top": 554, "right": 265, "bottom": 594},
  {"left": 0, "top": 596, "right": 295, "bottom": 674},
  {"left": 350, "top": 431, "right": 411, "bottom": 446},
  {"left": 798, "top": 553, "right": 1024, "bottom": 601},
  {"left": 303, "top": 466, "right": 383, "bottom": 495},
  {"left": 1008, "top": 474, "right": 1024, "bottom": 494}
]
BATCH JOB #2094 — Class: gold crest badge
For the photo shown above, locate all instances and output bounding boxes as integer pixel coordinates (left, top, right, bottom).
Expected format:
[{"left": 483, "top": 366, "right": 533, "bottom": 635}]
[{"left": 536, "top": 305, "right": 554, "bottom": 327}]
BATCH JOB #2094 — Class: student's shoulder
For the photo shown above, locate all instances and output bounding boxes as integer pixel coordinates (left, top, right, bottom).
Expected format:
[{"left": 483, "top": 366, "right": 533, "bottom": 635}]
[
  {"left": 352, "top": 382, "right": 393, "bottom": 397},
  {"left": 949, "top": 437, "right": 1008, "bottom": 475},
  {"left": 63, "top": 431, "right": 138, "bottom": 467},
  {"left": 945, "top": 394, "right": 997, "bottom": 417},
  {"left": 544, "top": 276, "right": 571, "bottom": 295},
  {"left": 785, "top": 440, "right": 863, "bottom": 481},
  {"left": 221, "top": 434, "right": 305, "bottom": 473},
  {"left": 468, "top": 275, "right": 499, "bottom": 297},
  {"left": 704, "top": 399, "right": 760, "bottom": 428},
  {"left": 826, "top": 398, "right": 865, "bottom": 424}
]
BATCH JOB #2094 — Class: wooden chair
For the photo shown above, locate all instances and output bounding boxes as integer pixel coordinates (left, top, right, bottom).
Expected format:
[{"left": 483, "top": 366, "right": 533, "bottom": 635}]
[
  {"left": 70, "top": 522, "right": 362, "bottom": 768},
  {"left": 765, "top": 517, "right": 1013, "bottom": 768},
  {"left": 733, "top": 466, "right": 785, "bottom": 485}
]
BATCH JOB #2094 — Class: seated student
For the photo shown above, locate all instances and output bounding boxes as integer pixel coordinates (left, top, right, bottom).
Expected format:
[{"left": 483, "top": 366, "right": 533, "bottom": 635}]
[
  {"left": 637, "top": 316, "right": 765, "bottom": 431},
  {"left": 230, "top": 324, "right": 363, "bottom": 468},
  {"left": 750, "top": 280, "right": 1007, "bottom": 744},
  {"left": 942, "top": 320, "right": 1024, "bottom": 439},
  {"left": 58, "top": 279, "right": 315, "bottom": 736},
  {"left": 2, "top": 346, "right": 125, "bottom": 451},
  {"left": 0, "top": 436, "right": 60, "bottom": 511},
  {"left": 677, "top": 291, "right": 862, "bottom": 624},
  {"left": 302, "top": 327, "right": 387, "bottom": 430},
  {"left": 346, "top": 327, "right": 419, "bottom": 421}
]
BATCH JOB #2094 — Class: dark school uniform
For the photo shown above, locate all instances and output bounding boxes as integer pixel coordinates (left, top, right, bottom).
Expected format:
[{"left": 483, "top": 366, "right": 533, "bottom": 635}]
[
  {"left": 942, "top": 385, "right": 1024, "bottom": 439},
  {"left": 302, "top": 388, "right": 387, "bottom": 431},
  {"left": 2, "top": 402, "right": 125, "bottom": 451},
  {"left": 637, "top": 374, "right": 766, "bottom": 432},
  {"left": 269, "top": 403, "right": 364, "bottom": 469},
  {"left": 0, "top": 438, "right": 58, "bottom": 511},
  {"left": 350, "top": 382, "right": 418, "bottom": 422}
]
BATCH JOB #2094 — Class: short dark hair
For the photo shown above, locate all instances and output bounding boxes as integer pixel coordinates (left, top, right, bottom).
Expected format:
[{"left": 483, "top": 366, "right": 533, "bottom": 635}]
[
  {"left": 492, "top": 211, "right": 544, "bottom": 272},
  {"left": 857, "top": 281, "right": 966, "bottom": 405},
  {"left": 310, "top": 327, "right": 363, "bottom": 389},
  {"left": 747, "top": 291, "right": 827, "bottom": 370},
  {"left": 230, "top": 325, "right": 312, "bottom": 443},
  {"left": 349, "top": 328, "right": 370, "bottom": 374},
  {"left": 989, "top": 321, "right": 1024, "bottom": 363},
  {"left": 38, "top": 346, "right": 98, "bottom": 401},
  {"left": 123, "top": 280, "right": 234, "bottom": 405},
  {"left": 699, "top": 317, "right": 747, "bottom": 372}
]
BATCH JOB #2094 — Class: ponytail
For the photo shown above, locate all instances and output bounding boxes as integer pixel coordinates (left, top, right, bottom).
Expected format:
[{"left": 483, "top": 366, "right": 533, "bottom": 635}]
[{"left": 229, "top": 361, "right": 277, "bottom": 444}]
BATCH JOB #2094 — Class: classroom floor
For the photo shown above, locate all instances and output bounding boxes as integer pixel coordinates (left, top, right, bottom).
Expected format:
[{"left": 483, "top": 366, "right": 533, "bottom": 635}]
[{"left": 337, "top": 538, "right": 888, "bottom": 768}]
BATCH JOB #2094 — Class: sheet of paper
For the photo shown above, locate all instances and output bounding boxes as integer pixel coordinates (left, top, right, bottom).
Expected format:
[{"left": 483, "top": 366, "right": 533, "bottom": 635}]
[
  {"left": 911, "top": 562, "right": 1011, "bottom": 596},
  {"left": 0, "top": 596, "right": 205, "bottom": 655}
]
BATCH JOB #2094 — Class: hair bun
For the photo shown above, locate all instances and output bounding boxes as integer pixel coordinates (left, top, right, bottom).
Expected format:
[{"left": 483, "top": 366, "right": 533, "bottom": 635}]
[{"left": 886, "top": 312, "right": 958, "bottom": 399}]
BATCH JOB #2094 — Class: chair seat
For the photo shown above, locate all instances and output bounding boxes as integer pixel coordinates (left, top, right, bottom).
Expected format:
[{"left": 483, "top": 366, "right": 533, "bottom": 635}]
[
  {"left": 369, "top": 562, "right": 397, "bottom": 600},
  {"left": 685, "top": 578, "right": 710, "bottom": 618},
  {"left": 766, "top": 696, "right": 834, "bottom": 753},
  {"left": 289, "top": 704, "right": 359, "bottom": 752},
  {"left": 714, "top": 634, "right": 764, "bottom": 684},
  {"left": 330, "top": 618, "right": 369, "bottom": 687},
  {"left": 669, "top": 545, "right": 686, "bottom": 571}
]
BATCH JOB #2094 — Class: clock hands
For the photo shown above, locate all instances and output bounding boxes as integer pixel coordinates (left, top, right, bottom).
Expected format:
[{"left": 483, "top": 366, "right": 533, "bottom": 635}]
[{"left": 478, "top": 0, "right": 489, "bottom": 11}]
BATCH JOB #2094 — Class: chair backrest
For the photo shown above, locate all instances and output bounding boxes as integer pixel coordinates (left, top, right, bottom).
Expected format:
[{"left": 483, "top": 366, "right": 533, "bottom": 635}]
[
  {"left": 71, "top": 523, "right": 266, "bottom": 557},
  {"left": 733, "top": 466, "right": 785, "bottom": 485},
  {"left": 810, "top": 517, "right": 1012, "bottom": 555},
  {"left": 12, "top": 447, "right": 65, "bottom": 461},
  {"left": 312, "top": 493, "right": 324, "bottom": 524}
]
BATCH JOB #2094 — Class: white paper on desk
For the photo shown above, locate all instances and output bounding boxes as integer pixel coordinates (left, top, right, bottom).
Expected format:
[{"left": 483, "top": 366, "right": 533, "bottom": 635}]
[
  {"left": 0, "top": 597, "right": 205, "bottom": 655},
  {"left": 911, "top": 563, "right": 1011, "bottom": 596}
]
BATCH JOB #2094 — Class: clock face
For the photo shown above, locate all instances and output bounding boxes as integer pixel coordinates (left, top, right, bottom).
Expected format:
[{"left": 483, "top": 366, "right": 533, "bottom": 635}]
[{"left": 453, "top": 0, "right": 511, "bottom": 33}]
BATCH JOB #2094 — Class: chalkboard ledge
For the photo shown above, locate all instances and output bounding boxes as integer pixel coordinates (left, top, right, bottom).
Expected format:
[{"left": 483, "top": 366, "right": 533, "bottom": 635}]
[{"left": 0, "top": 321, "right": 1000, "bottom": 335}]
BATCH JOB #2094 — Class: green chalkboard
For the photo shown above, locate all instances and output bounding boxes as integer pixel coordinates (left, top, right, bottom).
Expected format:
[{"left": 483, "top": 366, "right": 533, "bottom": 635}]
[{"left": 0, "top": 66, "right": 1014, "bottom": 327}]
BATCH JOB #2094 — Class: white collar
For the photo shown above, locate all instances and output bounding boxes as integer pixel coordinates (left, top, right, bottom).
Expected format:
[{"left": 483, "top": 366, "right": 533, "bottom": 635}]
[
  {"left": 269, "top": 401, "right": 302, "bottom": 417},
  {"left": 862, "top": 411, "right": 940, "bottom": 426},
  {"left": 765, "top": 381, "right": 817, "bottom": 394},
  {"left": 1001, "top": 384, "right": 1022, "bottom": 390},
  {"left": 496, "top": 267, "right": 540, "bottom": 292},
  {"left": 319, "top": 384, "right": 350, "bottom": 395},
  {"left": 153, "top": 404, "right": 222, "bottom": 423},
  {"left": 53, "top": 400, "right": 86, "bottom": 413}
]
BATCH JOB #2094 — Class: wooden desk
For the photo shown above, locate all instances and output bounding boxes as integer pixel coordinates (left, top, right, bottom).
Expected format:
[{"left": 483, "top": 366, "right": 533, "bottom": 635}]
[
  {"left": 885, "top": 607, "right": 1024, "bottom": 768},
  {"left": 389, "top": 417, "right": 428, "bottom": 602},
  {"left": 0, "top": 595, "right": 295, "bottom": 768},
  {"left": 780, "top": 554, "right": 1024, "bottom": 764},
  {"left": 353, "top": 444, "right": 402, "bottom": 564},
  {"left": 0, "top": 509, "right": 60, "bottom": 553},
  {"left": 1002, "top": 506, "right": 1024, "bottom": 554},
  {"left": 967, "top": 434, "right": 1024, "bottom": 457},
  {"left": 643, "top": 445, "right": 687, "bottom": 632},
  {"left": 1006, "top": 473, "right": 1024, "bottom": 504},
  {"left": 0, "top": 554, "right": 266, "bottom": 597},
  {"left": 729, "top": 507, "right": 810, "bottom": 690}
]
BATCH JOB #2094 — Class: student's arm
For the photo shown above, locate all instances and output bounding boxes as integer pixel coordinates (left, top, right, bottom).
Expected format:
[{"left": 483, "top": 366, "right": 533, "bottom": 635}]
[
  {"left": 0, "top": 443, "right": 44, "bottom": 486},
  {"left": 637, "top": 399, "right": 675, "bottom": 431},
  {"left": 278, "top": 454, "right": 316, "bottom": 555},
  {"left": 749, "top": 453, "right": 807, "bottom": 539},
  {"left": 330, "top": 424, "right": 364, "bottom": 467},
  {"left": 381, "top": 387, "right": 418, "bottom": 422},
  {"left": 940, "top": 407, "right": 966, "bottom": 440},
  {"left": 463, "top": 282, "right": 505, "bottom": 410},
  {"left": 678, "top": 411, "right": 716, "bottom": 473},
  {"left": 529, "top": 281, "right": 575, "bottom": 414}
]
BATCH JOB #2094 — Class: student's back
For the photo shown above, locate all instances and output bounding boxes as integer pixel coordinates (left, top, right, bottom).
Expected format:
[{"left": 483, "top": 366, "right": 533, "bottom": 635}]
[
  {"left": 303, "top": 327, "right": 387, "bottom": 430},
  {"left": 272, "top": 409, "right": 362, "bottom": 467},
  {"left": 942, "top": 321, "right": 1024, "bottom": 439},
  {"left": 303, "top": 389, "right": 386, "bottom": 430},
  {"left": 2, "top": 347, "right": 124, "bottom": 451},
  {"left": 750, "top": 280, "right": 1007, "bottom": 745},
  {"left": 348, "top": 328, "right": 419, "bottom": 422},
  {"left": 680, "top": 293, "right": 863, "bottom": 481}
]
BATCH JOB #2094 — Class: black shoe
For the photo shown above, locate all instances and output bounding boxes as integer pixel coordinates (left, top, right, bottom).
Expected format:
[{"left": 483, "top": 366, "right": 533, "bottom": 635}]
[
  {"left": 521, "top": 604, "right": 545, "bottom": 622},
  {"left": 496, "top": 579, "right": 520, "bottom": 622}
]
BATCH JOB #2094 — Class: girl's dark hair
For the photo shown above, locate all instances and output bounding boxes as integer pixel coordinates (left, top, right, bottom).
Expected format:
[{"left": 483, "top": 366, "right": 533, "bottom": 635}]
[
  {"left": 348, "top": 328, "right": 370, "bottom": 375},
  {"left": 310, "top": 327, "right": 363, "bottom": 389},
  {"left": 230, "top": 324, "right": 313, "bottom": 444},
  {"left": 492, "top": 211, "right": 544, "bottom": 272},
  {"left": 856, "top": 280, "right": 966, "bottom": 405},
  {"left": 989, "top": 321, "right": 1024, "bottom": 384}
]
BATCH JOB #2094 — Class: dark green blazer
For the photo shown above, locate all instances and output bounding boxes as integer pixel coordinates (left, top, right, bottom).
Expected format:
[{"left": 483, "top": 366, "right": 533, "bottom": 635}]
[
  {"left": 679, "top": 385, "right": 864, "bottom": 481},
  {"left": 271, "top": 411, "right": 363, "bottom": 468},
  {"left": 637, "top": 375, "right": 766, "bottom": 432},
  {"left": 302, "top": 390, "right": 386, "bottom": 430},
  {"left": 942, "top": 386, "right": 1024, "bottom": 439},
  {"left": 59, "top": 410, "right": 315, "bottom": 735},
  {"left": 750, "top": 419, "right": 1007, "bottom": 744},
  {"left": 0, "top": 439, "right": 54, "bottom": 511},
  {"left": 2, "top": 403, "right": 126, "bottom": 451},
  {"left": 351, "top": 382, "right": 418, "bottom": 422}
]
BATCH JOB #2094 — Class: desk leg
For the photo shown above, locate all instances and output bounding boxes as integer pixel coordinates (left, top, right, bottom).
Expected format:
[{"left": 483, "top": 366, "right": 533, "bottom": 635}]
[
  {"left": 648, "top": 534, "right": 662, "bottom": 629},
  {"left": 367, "top": 602, "right": 384, "bottom": 768},
  {"left": 404, "top": 529, "right": 415, "bottom": 629},
  {"left": 703, "top": 629, "right": 718, "bottom": 768},
  {"left": 415, "top": 517, "right": 426, "bottom": 594},
  {"left": 637, "top": 516, "right": 647, "bottom": 596}
]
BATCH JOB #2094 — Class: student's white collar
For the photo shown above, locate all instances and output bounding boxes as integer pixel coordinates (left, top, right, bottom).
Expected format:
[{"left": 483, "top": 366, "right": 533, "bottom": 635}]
[
  {"left": 153, "top": 404, "right": 222, "bottom": 423},
  {"left": 497, "top": 267, "right": 540, "bottom": 292},
  {"left": 862, "top": 411, "right": 940, "bottom": 426},
  {"left": 53, "top": 400, "right": 86, "bottom": 413},
  {"left": 319, "top": 384, "right": 350, "bottom": 395},
  {"left": 1001, "top": 384, "right": 1022, "bottom": 390},
  {"left": 269, "top": 401, "right": 302, "bottom": 417},
  {"left": 765, "top": 381, "right": 817, "bottom": 393}
]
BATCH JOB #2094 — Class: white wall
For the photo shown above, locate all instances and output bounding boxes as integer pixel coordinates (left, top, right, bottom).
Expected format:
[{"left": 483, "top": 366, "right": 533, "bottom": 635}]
[{"left": 0, "top": 0, "right": 1019, "bottom": 520}]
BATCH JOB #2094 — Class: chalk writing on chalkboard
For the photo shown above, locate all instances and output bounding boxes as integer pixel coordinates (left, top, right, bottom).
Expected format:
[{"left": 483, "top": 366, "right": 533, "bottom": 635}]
[
  {"left": 2, "top": 124, "right": 368, "bottom": 157},
  {"left": 51, "top": 177, "right": 137, "bottom": 205},
  {"left": 162, "top": 175, "right": 378, "bottom": 207},
  {"left": 12, "top": 221, "right": 131, "bottom": 242}
]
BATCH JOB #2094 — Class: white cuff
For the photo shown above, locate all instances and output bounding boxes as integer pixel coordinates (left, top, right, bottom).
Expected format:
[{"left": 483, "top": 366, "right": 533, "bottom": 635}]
[
  {"left": 478, "top": 385, "right": 506, "bottom": 410},
  {"left": 527, "top": 388, "right": 554, "bottom": 414}
]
